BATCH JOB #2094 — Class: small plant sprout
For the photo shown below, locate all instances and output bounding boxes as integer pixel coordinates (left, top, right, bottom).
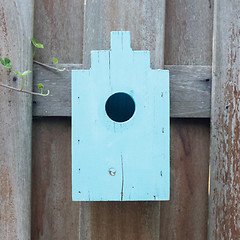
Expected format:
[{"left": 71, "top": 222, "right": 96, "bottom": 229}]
[
  {"left": 38, "top": 83, "right": 50, "bottom": 96},
  {"left": 53, "top": 57, "right": 65, "bottom": 71},
  {"left": 31, "top": 37, "right": 44, "bottom": 56},
  {"left": 0, "top": 57, "right": 12, "bottom": 75},
  {"left": 13, "top": 70, "right": 31, "bottom": 90},
  {"left": 0, "top": 37, "right": 61, "bottom": 96},
  {"left": 13, "top": 70, "right": 49, "bottom": 96}
]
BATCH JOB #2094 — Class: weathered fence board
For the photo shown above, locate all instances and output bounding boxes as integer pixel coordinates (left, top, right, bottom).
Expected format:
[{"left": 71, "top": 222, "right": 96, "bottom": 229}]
[
  {"left": 81, "top": 0, "right": 166, "bottom": 239},
  {"left": 83, "top": 0, "right": 165, "bottom": 70},
  {"left": 160, "top": 0, "right": 213, "bottom": 239},
  {"left": 33, "top": 64, "right": 82, "bottom": 116},
  {"left": 168, "top": 65, "right": 211, "bottom": 118},
  {"left": 0, "top": 1, "right": 34, "bottom": 239},
  {"left": 32, "top": 64, "right": 211, "bottom": 117},
  {"left": 32, "top": 118, "right": 79, "bottom": 240},
  {"left": 30, "top": 0, "right": 215, "bottom": 239},
  {"left": 208, "top": 1, "right": 240, "bottom": 239},
  {"left": 164, "top": 0, "right": 213, "bottom": 65},
  {"left": 31, "top": 0, "right": 84, "bottom": 239},
  {"left": 33, "top": 0, "right": 83, "bottom": 64}
]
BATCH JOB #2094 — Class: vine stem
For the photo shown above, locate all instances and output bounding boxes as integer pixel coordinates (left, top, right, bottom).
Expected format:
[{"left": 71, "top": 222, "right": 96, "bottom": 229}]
[
  {"left": 33, "top": 60, "right": 67, "bottom": 71},
  {"left": 33, "top": 47, "right": 36, "bottom": 57},
  {"left": 0, "top": 82, "right": 49, "bottom": 96},
  {"left": 21, "top": 76, "right": 24, "bottom": 90}
]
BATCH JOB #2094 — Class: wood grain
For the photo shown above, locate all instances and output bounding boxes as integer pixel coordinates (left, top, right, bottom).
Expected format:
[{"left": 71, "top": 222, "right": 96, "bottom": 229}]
[
  {"left": 160, "top": 0, "right": 213, "bottom": 239},
  {"left": 161, "top": 119, "right": 210, "bottom": 239},
  {"left": 31, "top": 0, "right": 214, "bottom": 239},
  {"left": 81, "top": 0, "right": 166, "bottom": 239},
  {"left": 167, "top": 65, "right": 211, "bottom": 118},
  {"left": 31, "top": 118, "right": 79, "bottom": 240},
  {"left": 0, "top": 1, "right": 34, "bottom": 239},
  {"left": 31, "top": 0, "right": 84, "bottom": 239},
  {"left": 208, "top": 1, "right": 240, "bottom": 239},
  {"left": 164, "top": 0, "right": 213, "bottom": 65},
  {"left": 34, "top": 0, "right": 83, "bottom": 64},
  {"left": 83, "top": 0, "right": 165, "bottom": 69},
  {"left": 32, "top": 64, "right": 82, "bottom": 117},
  {"left": 32, "top": 64, "right": 211, "bottom": 117}
]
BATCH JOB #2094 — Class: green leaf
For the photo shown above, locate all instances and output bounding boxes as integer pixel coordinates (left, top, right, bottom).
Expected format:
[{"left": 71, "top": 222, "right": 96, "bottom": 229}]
[
  {"left": 53, "top": 57, "right": 58, "bottom": 64},
  {"left": 5, "top": 63, "right": 11, "bottom": 69},
  {"left": 53, "top": 57, "right": 65, "bottom": 71},
  {"left": 38, "top": 83, "right": 44, "bottom": 89},
  {"left": 35, "top": 43, "right": 44, "bottom": 48},
  {"left": 4, "top": 58, "right": 10, "bottom": 64},
  {"left": 22, "top": 70, "right": 31, "bottom": 76},
  {"left": 13, "top": 70, "right": 22, "bottom": 76},
  {"left": 0, "top": 57, "right": 4, "bottom": 65},
  {"left": 31, "top": 37, "right": 37, "bottom": 45},
  {"left": 0, "top": 57, "right": 11, "bottom": 69},
  {"left": 31, "top": 37, "right": 44, "bottom": 49},
  {"left": 3, "top": 58, "right": 11, "bottom": 69},
  {"left": 13, "top": 70, "right": 31, "bottom": 76}
]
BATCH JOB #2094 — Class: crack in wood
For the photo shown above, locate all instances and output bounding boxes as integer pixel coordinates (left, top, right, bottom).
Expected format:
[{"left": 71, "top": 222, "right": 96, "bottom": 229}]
[{"left": 121, "top": 153, "right": 124, "bottom": 201}]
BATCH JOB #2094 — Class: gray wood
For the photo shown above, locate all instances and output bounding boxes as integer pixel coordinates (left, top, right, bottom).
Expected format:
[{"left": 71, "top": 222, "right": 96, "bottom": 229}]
[
  {"left": 167, "top": 65, "right": 211, "bottom": 118},
  {"left": 83, "top": 0, "right": 165, "bottom": 69},
  {"left": 0, "top": 1, "right": 34, "bottom": 239},
  {"left": 161, "top": 118, "right": 210, "bottom": 240},
  {"left": 31, "top": 118, "right": 80, "bottom": 240},
  {"left": 164, "top": 0, "right": 213, "bottom": 65},
  {"left": 32, "top": 64, "right": 82, "bottom": 116},
  {"left": 160, "top": 0, "right": 213, "bottom": 239},
  {"left": 32, "top": 64, "right": 211, "bottom": 118},
  {"left": 208, "top": 1, "right": 240, "bottom": 239},
  {"left": 34, "top": 0, "right": 83, "bottom": 64},
  {"left": 81, "top": 0, "right": 166, "bottom": 239},
  {"left": 31, "top": 1, "right": 84, "bottom": 239}
]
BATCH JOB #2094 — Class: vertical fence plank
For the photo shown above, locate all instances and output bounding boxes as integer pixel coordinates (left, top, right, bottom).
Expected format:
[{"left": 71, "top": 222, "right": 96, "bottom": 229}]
[
  {"left": 31, "top": 1, "right": 84, "bottom": 239},
  {"left": 33, "top": 0, "right": 83, "bottom": 64},
  {"left": 32, "top": 118, "right": 79, "bottom": 240},
  {"left": 81, "top": 0, "right": 166, "bottom": 239},
  {"left": 160, "top": 0, "right": 213, "bottom": 239},
  {"left": 83, "top": 0, "right": 165, "bottom": 69},
  {"left": 208, "top": 1, "right": 240, "bottom": 239},
  {"left": 0, "top": 1, "right": 34, "bottom": 239}
]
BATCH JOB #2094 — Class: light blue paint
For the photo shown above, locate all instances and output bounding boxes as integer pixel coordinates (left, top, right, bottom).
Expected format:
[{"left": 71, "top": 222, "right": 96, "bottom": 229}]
[{"left": 72, "top": 31, "right": 170, "bottom": 201}]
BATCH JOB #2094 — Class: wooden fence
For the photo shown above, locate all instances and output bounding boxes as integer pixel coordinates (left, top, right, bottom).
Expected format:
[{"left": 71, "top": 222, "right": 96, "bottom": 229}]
[{"left": 0, "top": 0, "right": 239, "bottom": 239}]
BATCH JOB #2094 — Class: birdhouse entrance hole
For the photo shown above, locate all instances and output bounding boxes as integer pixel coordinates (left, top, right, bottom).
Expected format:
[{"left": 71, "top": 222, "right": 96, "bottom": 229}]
[{"left": 105, "top": 92, "right": 135, "bottom": 123}]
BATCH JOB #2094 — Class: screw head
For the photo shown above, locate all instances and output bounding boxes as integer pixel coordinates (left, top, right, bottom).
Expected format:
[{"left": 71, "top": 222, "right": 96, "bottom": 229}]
[{"left": 109, "top": 168, "right": 116, "bottom": 176}]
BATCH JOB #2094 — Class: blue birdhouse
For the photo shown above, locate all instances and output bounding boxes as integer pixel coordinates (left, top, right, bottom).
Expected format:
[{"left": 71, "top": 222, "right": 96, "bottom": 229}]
[{"left": 72, "top": 31, "right": 170, "bottom": 201}]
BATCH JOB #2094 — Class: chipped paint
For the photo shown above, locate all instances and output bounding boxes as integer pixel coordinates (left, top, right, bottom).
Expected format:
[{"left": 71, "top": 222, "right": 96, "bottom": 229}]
[{"left": 209, "top": 3, "right": 240, "bottom": 239}]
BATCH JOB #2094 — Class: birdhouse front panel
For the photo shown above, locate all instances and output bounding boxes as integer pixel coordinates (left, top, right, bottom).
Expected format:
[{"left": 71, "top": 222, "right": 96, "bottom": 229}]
[{"left": 72, "top": 31, "right": 169, "bottom": 201}]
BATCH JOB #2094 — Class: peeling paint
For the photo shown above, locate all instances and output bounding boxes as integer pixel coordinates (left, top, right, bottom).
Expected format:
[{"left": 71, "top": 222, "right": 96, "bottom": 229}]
[{"left": 210, "top": 14, "right": 240, "bottom": 239}]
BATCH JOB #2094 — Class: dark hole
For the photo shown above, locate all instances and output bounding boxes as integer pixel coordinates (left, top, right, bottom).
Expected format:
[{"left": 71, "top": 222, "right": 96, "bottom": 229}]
[{"left": 105, "top": 92, "right": 135, "bottom": 123}]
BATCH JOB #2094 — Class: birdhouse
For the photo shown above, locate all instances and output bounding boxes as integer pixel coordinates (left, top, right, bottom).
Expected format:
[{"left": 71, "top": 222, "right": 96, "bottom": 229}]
[{"left": 72, "top": 31, "right": 170, "bottom": 201}]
